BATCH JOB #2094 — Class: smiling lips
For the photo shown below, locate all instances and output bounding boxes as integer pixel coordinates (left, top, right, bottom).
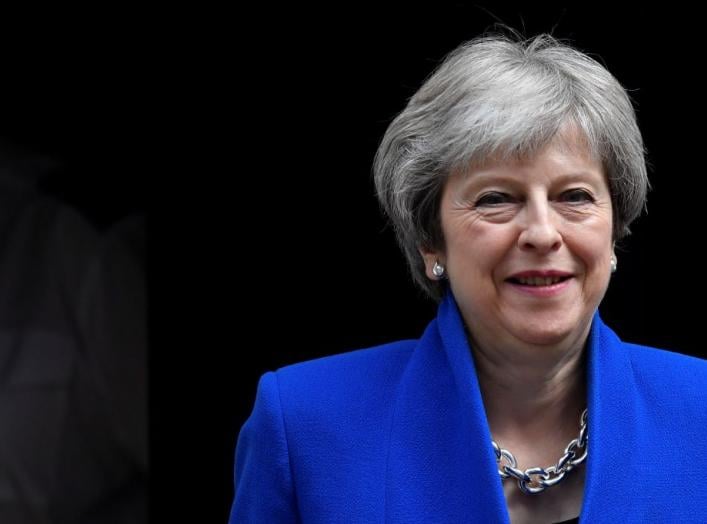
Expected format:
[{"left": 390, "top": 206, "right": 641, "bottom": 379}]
[{"left": 506, "top": 270, "right": 574, "bottom": 297}]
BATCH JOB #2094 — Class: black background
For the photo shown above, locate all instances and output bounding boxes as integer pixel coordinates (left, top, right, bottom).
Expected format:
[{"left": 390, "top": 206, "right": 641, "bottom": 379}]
[
  {"left": 0, "top": 14, "right": 148, "bottom": 229},
  {"left": 6, "top": 5, "right": 703, "bottom": 522}
]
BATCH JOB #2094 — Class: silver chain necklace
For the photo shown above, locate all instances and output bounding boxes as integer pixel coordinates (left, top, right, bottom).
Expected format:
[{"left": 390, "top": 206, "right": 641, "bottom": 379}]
[{"left": 492, "top": 408, "right": 588, "bottom": 494}]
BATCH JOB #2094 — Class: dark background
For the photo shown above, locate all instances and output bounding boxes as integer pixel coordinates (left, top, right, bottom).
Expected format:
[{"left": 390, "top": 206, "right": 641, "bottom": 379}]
[
  {"left": 0, "top": 21, "right": 148, "bottom": 229},
  {"left": 5, "top": 5, "right": 703, "bottom": 522},
  {"left": 0, "top": 11, "right": 151, "bottom": 520},
  {"left": 206, "top": 5, "right": 707, "bottom": 523}
]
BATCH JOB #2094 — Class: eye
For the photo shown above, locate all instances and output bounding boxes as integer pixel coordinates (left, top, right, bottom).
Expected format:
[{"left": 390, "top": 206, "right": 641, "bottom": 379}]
[
  {"left": 474, "top": 192, "right": 513, "bottom": 207},
  {"left": 560, "top": 189, "right": 594, "bottom": 204}
]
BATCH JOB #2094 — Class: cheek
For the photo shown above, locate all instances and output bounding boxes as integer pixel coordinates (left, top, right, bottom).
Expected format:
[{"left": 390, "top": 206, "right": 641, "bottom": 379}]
[
  {"left": 448, "top": 227, "right": 514, "bottom": 282},
  {"left": 568, "top": 228, "right": 612, "bottom": 271}
]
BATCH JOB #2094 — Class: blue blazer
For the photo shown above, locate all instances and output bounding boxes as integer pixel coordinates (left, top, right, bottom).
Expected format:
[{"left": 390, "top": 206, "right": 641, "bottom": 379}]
[{"left": 230, "top": 292, "right": 707, "bottom": 523}]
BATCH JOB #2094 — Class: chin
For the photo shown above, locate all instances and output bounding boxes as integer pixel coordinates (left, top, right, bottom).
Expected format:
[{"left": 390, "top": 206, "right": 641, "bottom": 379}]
[
  {"left": 511, "top": 318, "right": 581, "bottom": 347},
  {"left": 517, "top": 330, "right": 571, "bottom": 347}
]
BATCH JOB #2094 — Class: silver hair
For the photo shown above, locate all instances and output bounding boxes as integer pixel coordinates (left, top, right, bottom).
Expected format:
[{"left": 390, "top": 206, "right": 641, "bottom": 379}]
[{"left": 373, "top": 32, "right": 649, "bottom": 301}]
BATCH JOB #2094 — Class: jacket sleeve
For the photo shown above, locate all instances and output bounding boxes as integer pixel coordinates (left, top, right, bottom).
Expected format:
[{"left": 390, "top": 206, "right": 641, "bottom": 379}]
[{"left": 229, "top": 372, "right": 299, "bottom": 523}]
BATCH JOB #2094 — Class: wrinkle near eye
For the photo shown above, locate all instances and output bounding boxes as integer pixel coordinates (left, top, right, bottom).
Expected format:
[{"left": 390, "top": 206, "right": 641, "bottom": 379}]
[
  {"left": 556, "top": 198, "right": 612, "bottom": 222},
  {"left": 447, "top": 199, "right": 487, "bottom": 229},
  {"left": 474, "top": 206, "right": 519, "bottom": 223},
  {"left": 447, "top": 189, "right": 521, "bottom": 225}
]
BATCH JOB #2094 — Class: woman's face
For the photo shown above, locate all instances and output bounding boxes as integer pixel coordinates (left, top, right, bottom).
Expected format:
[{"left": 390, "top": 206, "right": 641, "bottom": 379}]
[{"left": 425, "top": 134, "right": 614, "bottom": 349}]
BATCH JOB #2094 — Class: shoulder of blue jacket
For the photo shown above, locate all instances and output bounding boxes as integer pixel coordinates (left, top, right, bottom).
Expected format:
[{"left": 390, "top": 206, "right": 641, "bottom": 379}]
[{"left": 622, "top": 342, "right": 707, "bottom": 409}]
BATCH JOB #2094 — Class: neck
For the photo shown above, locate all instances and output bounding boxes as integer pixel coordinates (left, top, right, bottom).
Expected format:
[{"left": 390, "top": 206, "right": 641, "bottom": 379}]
[{"left": 469, "top": 328, "right": 588, "bottom": 439}]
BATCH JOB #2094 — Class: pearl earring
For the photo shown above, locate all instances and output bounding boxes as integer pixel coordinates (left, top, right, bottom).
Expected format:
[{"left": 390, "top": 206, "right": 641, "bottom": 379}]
[
  {"left": 610, "top": 255, "right": 617, "bottom": 273},
  {"left": 432, "top": 261, "right": 445, "bottom": 279}
]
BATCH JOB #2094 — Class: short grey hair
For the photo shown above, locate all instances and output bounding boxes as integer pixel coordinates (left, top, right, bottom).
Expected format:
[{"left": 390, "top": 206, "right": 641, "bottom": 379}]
[{"left": 373, "top": 32, "right": 649, "bottom": 301}]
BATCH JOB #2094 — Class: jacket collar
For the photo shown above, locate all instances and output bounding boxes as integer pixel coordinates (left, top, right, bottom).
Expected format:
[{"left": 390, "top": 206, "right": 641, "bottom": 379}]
[{"left": 385, "top": 290, "right": 639, "bottom": 523}]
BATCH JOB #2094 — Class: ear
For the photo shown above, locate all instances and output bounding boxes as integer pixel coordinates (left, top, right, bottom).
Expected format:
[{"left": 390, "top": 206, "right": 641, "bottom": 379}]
[{"left": 418, "top": 246, "right": 444, "bottom": 281}]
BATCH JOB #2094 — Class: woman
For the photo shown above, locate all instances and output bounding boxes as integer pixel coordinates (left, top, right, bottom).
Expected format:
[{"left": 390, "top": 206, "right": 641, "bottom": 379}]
[{"left": 230, "top": 32, "right": 707, "bottom": 523}]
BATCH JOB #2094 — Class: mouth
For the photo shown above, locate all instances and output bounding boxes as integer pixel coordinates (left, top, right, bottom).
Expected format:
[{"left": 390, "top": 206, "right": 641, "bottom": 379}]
[
  {"left": 506, "top": 275, "right": 573, "bottom": 287},
  {"left": 504, "top": 274, "right": 574, "bottom": 298}
]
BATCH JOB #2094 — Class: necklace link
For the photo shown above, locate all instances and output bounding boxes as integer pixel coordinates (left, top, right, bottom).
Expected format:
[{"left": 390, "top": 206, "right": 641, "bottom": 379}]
[{"left": 492, "top": 408, "right": 588, "bottom": 494}]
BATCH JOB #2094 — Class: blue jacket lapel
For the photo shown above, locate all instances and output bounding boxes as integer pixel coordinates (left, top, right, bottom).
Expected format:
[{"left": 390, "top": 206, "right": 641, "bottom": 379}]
[
  {"left": 581, "top": 313, "right": 640, "bottom": 522},
  {"left": 385, "top": 293, "right": 509, "bottom": 522},
  {"left": 385, "top": 291, "right": 640, "bottom": 523}
]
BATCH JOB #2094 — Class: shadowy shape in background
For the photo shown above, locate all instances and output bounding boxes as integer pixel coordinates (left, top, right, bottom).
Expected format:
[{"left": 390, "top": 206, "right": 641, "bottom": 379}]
[{"left": 0, "top": 139, "right": 147, "bottom": 523}]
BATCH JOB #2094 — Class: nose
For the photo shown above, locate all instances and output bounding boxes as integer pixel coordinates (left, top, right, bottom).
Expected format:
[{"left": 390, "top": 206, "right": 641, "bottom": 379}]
[{"left": 517, "top": 198, "right": 562, "bottom": 254}]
